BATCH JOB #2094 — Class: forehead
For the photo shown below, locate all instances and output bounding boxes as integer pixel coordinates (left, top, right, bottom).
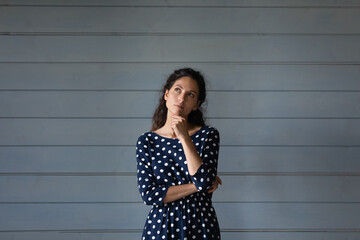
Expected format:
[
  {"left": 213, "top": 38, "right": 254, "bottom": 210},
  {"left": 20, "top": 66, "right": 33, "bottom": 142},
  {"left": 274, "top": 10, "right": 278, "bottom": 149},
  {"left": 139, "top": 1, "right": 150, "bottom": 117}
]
[{"left": 172, "top": 76, "right": 199, "bottom": 92}]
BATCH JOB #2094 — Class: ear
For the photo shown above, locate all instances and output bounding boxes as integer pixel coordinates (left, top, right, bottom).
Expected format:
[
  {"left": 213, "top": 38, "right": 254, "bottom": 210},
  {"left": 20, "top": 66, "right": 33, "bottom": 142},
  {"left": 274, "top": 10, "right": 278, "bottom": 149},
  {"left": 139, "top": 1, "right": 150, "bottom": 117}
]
[{"left": 164, "top": 89, "right": 169, "bottom": 101}]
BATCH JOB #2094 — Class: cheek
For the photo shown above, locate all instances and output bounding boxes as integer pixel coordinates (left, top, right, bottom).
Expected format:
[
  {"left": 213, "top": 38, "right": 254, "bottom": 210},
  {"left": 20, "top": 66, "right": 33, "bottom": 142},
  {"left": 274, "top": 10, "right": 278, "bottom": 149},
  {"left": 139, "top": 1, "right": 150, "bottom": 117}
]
[{"left": 167, "top": 93, "right": 176, "bottom": 102}]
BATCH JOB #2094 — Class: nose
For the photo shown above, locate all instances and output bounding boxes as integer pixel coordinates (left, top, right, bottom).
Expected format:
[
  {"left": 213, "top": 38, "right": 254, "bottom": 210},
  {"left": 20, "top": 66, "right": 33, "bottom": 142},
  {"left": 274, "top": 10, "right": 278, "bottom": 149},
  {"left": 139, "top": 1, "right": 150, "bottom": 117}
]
[{"left": 178, "top": 93, "right": 185, "bottom": 103}]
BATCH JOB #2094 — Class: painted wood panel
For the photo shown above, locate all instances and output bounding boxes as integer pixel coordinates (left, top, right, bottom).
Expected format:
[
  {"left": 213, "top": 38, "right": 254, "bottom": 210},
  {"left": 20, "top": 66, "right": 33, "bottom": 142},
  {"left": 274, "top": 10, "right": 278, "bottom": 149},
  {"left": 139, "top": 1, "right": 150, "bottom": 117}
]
[
  {"left": 1, "top": 175, "right": 360, "bottom": 202},
  {"left": 1, "top": 91, "right": 359, "bottom": 118},
  {"left": 0, "top": 231, "right": 359, "bottom": 240},
  {"left": 1, "top": 0, "right": 360, "bottom": 239},
  {"left": 1, "top": 36, "right": 360, "bottom": 62},
  {"left": 1, "top": 7, "right": 360, "bottom": 34},
  {"left": 1, "top": 146, "right": 360, "bottom": 173},
  {"left": 1, "top": 0, "right": 359, "bottom": 7},
  {"left": 1, "top": 119, "right": 359, "bottom": 145},
  {"left": 1, "top": 64, "right": 359, "bottom": 91},
  {"left": 0, "top": 232, "right": 143, "bottom": 240},
  {"left": 1, "top": 203, "right": 360, "bottom": 230}
]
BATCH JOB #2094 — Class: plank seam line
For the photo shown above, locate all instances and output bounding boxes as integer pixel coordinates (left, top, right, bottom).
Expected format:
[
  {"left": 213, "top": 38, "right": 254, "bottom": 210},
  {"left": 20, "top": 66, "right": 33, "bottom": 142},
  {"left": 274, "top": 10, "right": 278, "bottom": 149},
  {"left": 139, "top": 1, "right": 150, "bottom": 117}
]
[
  {"left": 1, "top": 172, "right": 360, "bottom": 176},
  {"left": 1, "top": 117, "right": 360, "bottom": 120},
  {"left": 1, "top": 5, "right": 360, "bottom": 8},
  {"left": 0, "top": 145, "right": 359, "bottom": 147},
  {"left": 1, "top": 89, "right": 360, "bottom": 92},
  {"left": 0, "top": 61, "right": 360, "bottom": 65},
  {"left": 0, "top": 228, "right": 359, "bottom": 233},
  {"left": 1, "top": 201, "right": 360, "bottom": 204},
  {"left": 2, "top": 32, "right": 360, "bottom": 36}
]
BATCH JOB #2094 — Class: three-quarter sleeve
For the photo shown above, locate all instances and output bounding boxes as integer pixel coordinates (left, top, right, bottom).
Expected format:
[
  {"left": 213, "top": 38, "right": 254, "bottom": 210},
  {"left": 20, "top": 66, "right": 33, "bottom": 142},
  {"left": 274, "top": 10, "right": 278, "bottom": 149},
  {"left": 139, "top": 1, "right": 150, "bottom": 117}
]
[
  {"left": 136, "top": 134, "right": 169, "bottom": 206},
  {"left": 190, "top": 128, "right": 220, "bottom": 192}
]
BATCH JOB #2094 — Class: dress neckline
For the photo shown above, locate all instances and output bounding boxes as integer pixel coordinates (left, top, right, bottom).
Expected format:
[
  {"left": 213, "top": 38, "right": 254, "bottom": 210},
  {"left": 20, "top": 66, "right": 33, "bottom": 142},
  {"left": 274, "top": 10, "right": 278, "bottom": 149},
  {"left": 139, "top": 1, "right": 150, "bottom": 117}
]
[{"left": 151, "top": 125, "right": 206, "bottom": 140}]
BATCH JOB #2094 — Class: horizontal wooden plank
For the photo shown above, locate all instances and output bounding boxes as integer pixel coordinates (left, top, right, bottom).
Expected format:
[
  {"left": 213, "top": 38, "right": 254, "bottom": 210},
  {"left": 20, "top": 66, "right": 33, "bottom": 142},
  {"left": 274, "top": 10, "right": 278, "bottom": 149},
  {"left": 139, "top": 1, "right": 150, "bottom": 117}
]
[
  {"left": 1, "top": 36, "right": 360, "bottom": 62},
  {"left": 0, "top": 232, "right": 142, "bottom": 240},
  {"left": 218, "top": 146, "right": 360, "bottom": 173},
  {"left": 1, "top": 232, "right": 360, "bottom": 240},
  {"left": 1, "top": 7, "right": 360, "bottom": 34},
  {"left": 1, "top": 63, "right": 359, "bottom": 91},
  {"left": 0, "top": 203, "right": 148, "bottom": 230},
  {"left": 0, "top": 119, "right": 359, "bottom": 145},
  {"left": 0, "top": 118, "right": 359, "bottom": 146},
  {"left": 216, "top": 119, "right": 360, "bottom": 146},
  {"left": 1, "top": 146, "right": 360, "bottom": 173},
  {"left": 1, "top": 91, "right": 359, "bottom": 118},
  {"left": 221, "top": 232, "right": 360, "bottom": 240},
  {"left": 1, "top": 231, "right": 360, "bottom": 240},
  {"left": 1, "top": 203, "right": 360, "bottom": 230},
  {"left": 1, "top": 175, "right": 360, "bottom": 202},
  {"left": 1, "top": 0, "right": 360, "bottom": 7},
  {"left": 0, "top": 146, "right": 136, "bottom": 173},
  {"left": 216, "top": 203, "right": 360, "bottom": 229}
]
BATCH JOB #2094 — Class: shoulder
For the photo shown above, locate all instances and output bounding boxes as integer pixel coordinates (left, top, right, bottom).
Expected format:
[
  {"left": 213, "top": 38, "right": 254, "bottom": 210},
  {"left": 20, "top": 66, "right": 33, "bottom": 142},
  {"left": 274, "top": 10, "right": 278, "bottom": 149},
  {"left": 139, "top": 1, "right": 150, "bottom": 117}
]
[
  {"left": 202, "top": 125, "right": 219, "bottom": 136},
  {"left": 197, "top": 126, "right": 219, "bottom": 141},
  {"left": 136, "top": 131, "right": 152, "bottom": 145}
]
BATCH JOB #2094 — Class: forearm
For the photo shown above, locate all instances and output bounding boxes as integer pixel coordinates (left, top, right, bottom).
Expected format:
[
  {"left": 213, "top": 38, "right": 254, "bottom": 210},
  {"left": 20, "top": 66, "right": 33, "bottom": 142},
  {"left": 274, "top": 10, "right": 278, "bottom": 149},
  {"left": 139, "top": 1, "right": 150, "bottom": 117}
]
[
  {"left": 163, "top": 183, "right": 198, "bottom": 204},
  {"left": 179, "top": 135, "right": 203, "bottom": 175}
]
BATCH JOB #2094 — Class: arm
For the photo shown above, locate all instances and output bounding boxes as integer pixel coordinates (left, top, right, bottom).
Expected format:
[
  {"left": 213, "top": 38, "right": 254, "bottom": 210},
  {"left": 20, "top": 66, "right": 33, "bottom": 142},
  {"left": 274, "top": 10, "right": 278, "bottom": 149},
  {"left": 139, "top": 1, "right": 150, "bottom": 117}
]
[
  {"left": 136, "top": 134, "right": 169, "bottom": 206},
  {"left": 191, "top": 128, "right": 220, "bottom": 192},
  {"left": 179, "top": 128, "right": 220, "bottom": 193},
  {"left": 178, "top": 135, "right": 203, "bottom": 176},
  {"left": 163, "top": 183, "right": 198, "bottom": 203},
  {"left": 136, "top": 134, "right": 199, "bottom": 205}
]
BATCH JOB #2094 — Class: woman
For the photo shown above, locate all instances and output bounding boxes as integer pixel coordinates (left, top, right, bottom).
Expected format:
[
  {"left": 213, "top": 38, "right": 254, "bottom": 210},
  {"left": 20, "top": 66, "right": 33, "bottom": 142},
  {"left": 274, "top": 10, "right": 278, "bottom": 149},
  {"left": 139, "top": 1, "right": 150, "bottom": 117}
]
[{"left": 136, "top": 68, "right": 222, "bottom": 239}]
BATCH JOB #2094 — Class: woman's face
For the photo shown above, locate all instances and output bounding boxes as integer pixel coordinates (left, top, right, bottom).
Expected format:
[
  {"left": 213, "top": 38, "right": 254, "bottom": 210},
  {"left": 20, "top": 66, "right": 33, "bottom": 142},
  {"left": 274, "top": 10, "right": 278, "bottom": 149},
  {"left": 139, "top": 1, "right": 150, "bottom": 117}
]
[{"left": 164, "top": 76, "right": 200, "bottom": 118}]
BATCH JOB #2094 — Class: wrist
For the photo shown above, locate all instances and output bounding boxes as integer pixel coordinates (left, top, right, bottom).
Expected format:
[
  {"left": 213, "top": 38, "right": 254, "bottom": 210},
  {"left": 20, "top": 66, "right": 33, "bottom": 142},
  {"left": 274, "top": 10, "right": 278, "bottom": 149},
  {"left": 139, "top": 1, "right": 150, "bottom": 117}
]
[
  {"left": 190, "top": 183, "right": 198, "bottom": 193},
  {"left": 178, "top": 133, "right": 191, "bottom": 143}
]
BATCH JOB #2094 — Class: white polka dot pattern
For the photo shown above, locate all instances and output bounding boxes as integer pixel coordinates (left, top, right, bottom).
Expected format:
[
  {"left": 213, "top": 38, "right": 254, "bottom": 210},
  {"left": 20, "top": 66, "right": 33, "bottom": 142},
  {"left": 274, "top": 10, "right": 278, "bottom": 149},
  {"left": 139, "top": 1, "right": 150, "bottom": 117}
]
[
  {"left": 136, "top": 126, "right": 221, "bottom": 239},
  {"left": 190, "top": 128, "right": 220, "bottom": 193}
]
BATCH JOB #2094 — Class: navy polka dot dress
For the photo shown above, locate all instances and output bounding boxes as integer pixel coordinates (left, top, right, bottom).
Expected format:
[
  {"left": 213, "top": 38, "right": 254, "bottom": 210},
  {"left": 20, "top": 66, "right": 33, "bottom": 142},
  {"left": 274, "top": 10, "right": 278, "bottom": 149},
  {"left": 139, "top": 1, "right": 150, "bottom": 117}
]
[{"left": 136, "top": 125, "right": 221, "bottom": 240}]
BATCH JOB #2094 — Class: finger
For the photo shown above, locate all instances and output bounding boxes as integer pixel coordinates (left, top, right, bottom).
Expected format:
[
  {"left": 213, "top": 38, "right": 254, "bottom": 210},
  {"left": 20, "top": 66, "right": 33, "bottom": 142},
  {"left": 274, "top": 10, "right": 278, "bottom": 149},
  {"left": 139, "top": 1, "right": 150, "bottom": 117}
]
[
  {"left": 217, "top": 176, "right": 223, "bottom": 185},
  {"left": 171, "top": 121, "right": 180, "bottom": 128},
  {"left": 172, "top": 115, "right": 184, "bottom": 120},
  {"left": 209, "top": 184, "right": 218, "bottom": 193},
  {"left": 171, "top": 119, "right": 182, "bottom": 125},
  {"left": 172, "top": 117, "right": 186, "bottom": 124}
]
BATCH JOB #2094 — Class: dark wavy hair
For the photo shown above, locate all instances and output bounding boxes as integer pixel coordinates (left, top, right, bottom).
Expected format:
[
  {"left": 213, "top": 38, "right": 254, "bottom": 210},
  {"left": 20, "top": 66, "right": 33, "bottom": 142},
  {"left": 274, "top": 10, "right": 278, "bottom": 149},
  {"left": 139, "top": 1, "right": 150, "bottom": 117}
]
[{"left": 151, "top": 68, "right": 207, "bottom": 131}]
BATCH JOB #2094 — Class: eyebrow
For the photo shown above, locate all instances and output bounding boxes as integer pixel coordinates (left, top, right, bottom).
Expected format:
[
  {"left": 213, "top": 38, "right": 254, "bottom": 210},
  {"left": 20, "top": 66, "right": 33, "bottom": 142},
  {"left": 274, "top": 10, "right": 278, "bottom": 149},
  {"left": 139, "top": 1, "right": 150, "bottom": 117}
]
[{"left": 175, "top": 84, "right": 198, "bottom": 94}]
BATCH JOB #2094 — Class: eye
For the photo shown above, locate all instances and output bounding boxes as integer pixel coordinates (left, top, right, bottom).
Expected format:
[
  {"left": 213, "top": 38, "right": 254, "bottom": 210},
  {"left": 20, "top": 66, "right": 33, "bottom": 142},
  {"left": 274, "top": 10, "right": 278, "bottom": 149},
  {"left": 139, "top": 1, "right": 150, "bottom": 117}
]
[
  {"left": 174, "top": 87, "right": 181, "bottom": 93},
  {"left": 189, "top": 92, "right": 195, "bottom": 98}
]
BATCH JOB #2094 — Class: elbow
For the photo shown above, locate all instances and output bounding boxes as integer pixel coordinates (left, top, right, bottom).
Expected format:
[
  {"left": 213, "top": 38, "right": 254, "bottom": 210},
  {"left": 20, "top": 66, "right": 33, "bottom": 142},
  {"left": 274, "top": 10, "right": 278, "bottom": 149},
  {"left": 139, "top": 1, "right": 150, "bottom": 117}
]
[
  {"left": 141, "top": 194, "right": 156, "bottom": 206},
  {"left": 192, "top": 174, "right": 216, "bottom": 193},
  {"left": 141, "top": 193, "right": 164, "bottom": 206},
  {"left": 138, "top": 184, "right": 168, "bottom": 206},
  {"left": 142, "top": 195, "right": 151, "bottom": 205}
]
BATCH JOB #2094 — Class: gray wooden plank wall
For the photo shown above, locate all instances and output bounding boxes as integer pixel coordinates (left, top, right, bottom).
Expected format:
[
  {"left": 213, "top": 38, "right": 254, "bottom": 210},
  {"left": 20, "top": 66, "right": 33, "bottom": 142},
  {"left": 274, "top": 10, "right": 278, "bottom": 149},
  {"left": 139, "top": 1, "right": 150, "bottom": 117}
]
[{"left": 1, "top": 0, "right": 360, "bottom": 239}]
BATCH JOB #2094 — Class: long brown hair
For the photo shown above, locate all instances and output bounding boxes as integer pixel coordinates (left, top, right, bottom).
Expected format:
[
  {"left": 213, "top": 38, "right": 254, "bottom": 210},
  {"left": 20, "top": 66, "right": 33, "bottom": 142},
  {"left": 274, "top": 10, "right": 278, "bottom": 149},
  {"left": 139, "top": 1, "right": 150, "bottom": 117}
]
[{"left": 151, "top": 68, "right": 207, "bottom": 131}]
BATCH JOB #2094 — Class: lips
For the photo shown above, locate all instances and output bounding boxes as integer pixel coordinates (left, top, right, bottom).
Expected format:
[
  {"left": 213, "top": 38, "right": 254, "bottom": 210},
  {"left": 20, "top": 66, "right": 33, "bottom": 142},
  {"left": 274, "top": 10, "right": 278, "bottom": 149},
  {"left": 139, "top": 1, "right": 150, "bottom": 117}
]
[{"left": 175, "top": 104, "right": 184, "bottom": 109}]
